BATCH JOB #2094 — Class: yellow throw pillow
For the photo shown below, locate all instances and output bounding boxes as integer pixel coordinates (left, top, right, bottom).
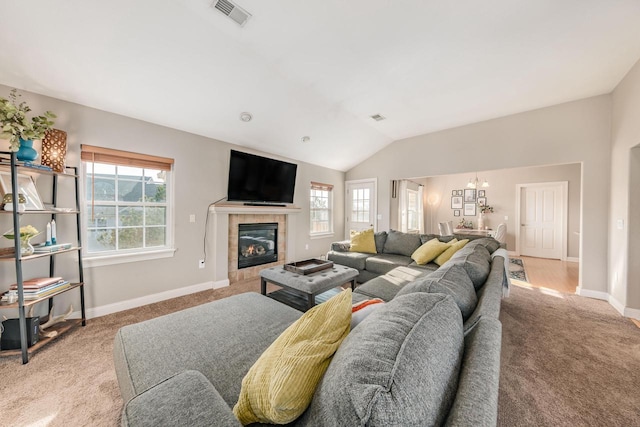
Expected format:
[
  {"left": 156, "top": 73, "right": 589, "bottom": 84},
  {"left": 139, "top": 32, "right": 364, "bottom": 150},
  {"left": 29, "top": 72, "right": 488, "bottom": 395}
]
[
  {"left": 411, "top": 238, "right": 452, "bottom": 265},
  {"left": 434, "top": 239, "right": 470, "bottom": 266},
  {"left": 349, "top": 228, "right": 377, "bottom": 254},
  {"left": 233, "top": 289, "right": 352, "bottom": 425}
]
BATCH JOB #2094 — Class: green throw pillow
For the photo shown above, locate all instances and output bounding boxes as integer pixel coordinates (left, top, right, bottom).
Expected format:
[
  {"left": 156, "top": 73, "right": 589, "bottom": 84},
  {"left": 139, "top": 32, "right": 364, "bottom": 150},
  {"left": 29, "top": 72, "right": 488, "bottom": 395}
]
[
  {"left": 411, "top": 238, "right": 452, "bottom": 265},
  {"left": 434, "top": 239, "right": 470, "bottom": 266},
  {"left": 350, "top": 228, "right": 377, "bottom": 254}
]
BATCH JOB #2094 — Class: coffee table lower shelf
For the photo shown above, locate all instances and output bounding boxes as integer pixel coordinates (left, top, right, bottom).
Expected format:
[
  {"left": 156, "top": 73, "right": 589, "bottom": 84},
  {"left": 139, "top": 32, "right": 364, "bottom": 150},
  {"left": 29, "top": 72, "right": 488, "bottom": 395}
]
[{"left": 267, "top": 287, "right": 344, "bottom": 312}]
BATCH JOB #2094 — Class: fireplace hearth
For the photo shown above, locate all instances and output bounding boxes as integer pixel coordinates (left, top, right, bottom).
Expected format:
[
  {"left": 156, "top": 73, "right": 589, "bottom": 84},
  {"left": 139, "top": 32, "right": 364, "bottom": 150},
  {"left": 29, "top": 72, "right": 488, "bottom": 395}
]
[{"left": 238, "top": 223, "right": 278, "bottom": 269}]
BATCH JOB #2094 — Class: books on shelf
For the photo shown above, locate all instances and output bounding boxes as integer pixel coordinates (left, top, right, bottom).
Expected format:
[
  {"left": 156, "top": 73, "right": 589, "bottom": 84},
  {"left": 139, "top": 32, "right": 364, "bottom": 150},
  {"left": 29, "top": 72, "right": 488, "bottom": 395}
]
[
  {"left": 32, "top": 242, "right": 73, "bottom": 253},
  {"left": 3, "top": 278, "right": 71, "bottom": 301}
]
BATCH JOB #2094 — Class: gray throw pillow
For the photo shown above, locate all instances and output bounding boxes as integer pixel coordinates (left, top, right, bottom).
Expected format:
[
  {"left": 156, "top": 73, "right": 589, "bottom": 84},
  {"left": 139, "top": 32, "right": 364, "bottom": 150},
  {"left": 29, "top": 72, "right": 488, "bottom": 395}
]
[
  {"left": 382, "top": 230, "right": 421, "bottom": 257},
  {"left": 420, "top": 233, "right": 456, "bottom": 244},
  {"left": 448, "top": 245, "right": 491, "bottom": 289},
  {"left": 303, "top": 293, "right": 464, "bottom": 427},
  {"left": 374, "top": 231, "right": 388, "bottom": 253},
  {"left": 466, "top": 237, "right": 500, "bottom": 253},
  {"left": 396, "top": 264, "right": 478, "bottom": 320}
]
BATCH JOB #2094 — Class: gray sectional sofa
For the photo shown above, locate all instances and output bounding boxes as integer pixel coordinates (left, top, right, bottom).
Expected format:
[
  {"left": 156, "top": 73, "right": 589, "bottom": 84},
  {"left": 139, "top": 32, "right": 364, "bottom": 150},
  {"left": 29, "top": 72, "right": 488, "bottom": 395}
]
[
  {"left": 328, "top": 229, "right": 497, "bottom": 283},
  {"left": 113, "top": 237, "right": 507, "bottom": 427}
]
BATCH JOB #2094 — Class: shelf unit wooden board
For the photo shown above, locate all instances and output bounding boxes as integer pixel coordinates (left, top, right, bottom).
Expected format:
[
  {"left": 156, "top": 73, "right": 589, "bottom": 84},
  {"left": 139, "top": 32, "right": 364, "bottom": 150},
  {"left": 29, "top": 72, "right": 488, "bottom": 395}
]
[
  {"left": 0, "top": 247, "right": 82, "bottom": 261},
  {"left": 0, "top": 282, "right": 84, "bottom": 308},
  {"left": 0, "top": 319, "right": 82, "bottom": 357}
]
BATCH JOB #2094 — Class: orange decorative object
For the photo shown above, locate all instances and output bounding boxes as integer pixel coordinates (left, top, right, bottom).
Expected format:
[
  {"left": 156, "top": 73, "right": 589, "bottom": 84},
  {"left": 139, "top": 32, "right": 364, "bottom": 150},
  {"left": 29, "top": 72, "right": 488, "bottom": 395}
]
[{"left": 41, "top": 129, "right": 68, "bottom": 172}]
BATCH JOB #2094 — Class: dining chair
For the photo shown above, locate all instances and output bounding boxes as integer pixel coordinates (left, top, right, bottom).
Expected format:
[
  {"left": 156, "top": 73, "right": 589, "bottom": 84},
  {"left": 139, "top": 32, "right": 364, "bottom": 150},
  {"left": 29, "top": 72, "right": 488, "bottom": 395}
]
[{"left": 438, "top": 221, "right": 454, "bottom": 236}]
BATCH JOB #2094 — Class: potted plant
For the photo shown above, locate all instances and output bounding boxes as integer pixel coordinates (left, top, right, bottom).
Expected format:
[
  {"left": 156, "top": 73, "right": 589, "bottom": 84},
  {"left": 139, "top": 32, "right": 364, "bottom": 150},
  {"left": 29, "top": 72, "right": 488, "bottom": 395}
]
[{"left": 0, "top": 89, "right": 56, "bottom": 156}]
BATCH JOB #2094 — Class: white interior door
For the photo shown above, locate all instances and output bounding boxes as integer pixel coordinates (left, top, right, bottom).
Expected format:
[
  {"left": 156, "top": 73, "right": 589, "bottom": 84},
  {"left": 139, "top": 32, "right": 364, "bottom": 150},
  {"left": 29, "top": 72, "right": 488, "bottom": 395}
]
[
  {"left": 518, "top": 183, "right": 566, "bottom": 259},
  {"left": 346, "top": 179, "right": 377, "bottom": 236}
]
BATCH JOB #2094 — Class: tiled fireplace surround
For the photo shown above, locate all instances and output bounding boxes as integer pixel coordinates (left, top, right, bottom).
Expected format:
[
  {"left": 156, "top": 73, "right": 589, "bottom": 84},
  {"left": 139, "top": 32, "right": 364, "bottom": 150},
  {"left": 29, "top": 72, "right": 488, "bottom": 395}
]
[{"left": 209, "top": 204, "right": 301, "bottom": 285}]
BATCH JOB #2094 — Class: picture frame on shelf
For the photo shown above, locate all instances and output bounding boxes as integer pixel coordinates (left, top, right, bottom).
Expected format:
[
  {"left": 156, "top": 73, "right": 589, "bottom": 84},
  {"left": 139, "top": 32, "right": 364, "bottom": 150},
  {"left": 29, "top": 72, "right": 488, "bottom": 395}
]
[
  {"left": 478, "top": 190, "right": 486, "bottom": 197},
  {"left": 464, "top": 202, "right": 476, "bottom": 216},
  {"left": 477, "top": 197, "right": 487, "bottom": 206},
  {"left": 454, "top": 210, "right": 460, "bottom": 217},
  {"left": 464, "top": 188, "right": 476, "bottom": 202},
  {"left": 451, "top": 196, "right": 463, "bottom": 209},
  {"left": 0, "top": 171, "right": 45, "bottom": 210}
]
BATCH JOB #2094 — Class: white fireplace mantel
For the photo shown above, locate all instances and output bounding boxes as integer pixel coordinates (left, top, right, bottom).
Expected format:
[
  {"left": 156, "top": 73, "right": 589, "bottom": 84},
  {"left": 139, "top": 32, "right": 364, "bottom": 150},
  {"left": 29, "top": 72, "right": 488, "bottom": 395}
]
[{"left": 208, "top": 203, "right": 301, "bottom": 287}]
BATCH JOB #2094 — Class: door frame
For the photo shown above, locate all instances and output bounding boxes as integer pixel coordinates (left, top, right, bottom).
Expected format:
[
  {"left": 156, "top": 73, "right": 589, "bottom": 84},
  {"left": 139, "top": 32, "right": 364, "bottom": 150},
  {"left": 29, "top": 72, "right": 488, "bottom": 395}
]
[
  {"left": 345, "top": 178, "right": 378, "bottom": 238},
  {"left": 515, "top": 181, "right": 568, "bottom": 260}
]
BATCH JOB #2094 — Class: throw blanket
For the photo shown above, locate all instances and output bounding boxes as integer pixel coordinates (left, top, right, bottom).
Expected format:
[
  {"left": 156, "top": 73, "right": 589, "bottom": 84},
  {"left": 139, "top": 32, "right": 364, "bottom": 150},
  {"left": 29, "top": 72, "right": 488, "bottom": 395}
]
[{"left": 491, "top": 248, "right": 511, "bottom": 297}]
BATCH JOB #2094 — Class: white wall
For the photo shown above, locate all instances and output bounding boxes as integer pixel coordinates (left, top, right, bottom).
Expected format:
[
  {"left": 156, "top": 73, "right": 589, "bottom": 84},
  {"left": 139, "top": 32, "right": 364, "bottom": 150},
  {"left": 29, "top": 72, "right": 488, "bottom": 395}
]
[
  {"left": 347, "top": 95, "right": 611, "bottom": 295},
  {"left": 0, "top": 85, "right": 344, "bottom": 318},
  {"left": 610, "top": 57, "right": 640, "bottom": 315},
  {"left": 420, "top": 163, "right": 581, "bottom": 258}
]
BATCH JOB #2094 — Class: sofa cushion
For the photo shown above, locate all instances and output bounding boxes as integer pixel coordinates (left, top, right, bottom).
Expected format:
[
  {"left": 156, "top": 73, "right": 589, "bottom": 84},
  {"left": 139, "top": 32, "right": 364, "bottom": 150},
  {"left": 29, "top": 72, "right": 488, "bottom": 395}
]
[
  {"left": 420, "top": 233, "right": 457, "bottom": 244},
  {"left": 408, "top": 260, "right": 440, "bottom": 272},
  {"left": 411, "top": 238, "right": 452, "bottom": 265},
  {"left": 374, "top": 231, "right": 388, "bottom": 253},
  {"left": 382, "top": 230, "right": 422, "bottom": 257},
  {"left": 365, "top": 253, "right": 414, "bottom": 275},
  {"left": 354, "top": 275, "right": 405, "bottom": 301},
  {"left": 448, "top": 245, "right": 492, "bottom": 290},
  {"left": 466, "top": 237, "right": 500, "bottom": 253},
  {"left": 304, "top": 293, "right": 464, "bottom": 426},
  {"left": 233, "top": 289, "right": 352, "bottom": 425},
  {"left": 434, "top": 239, "right": 469, "bottom": 266},
  {"left": 327, "top": 251, "right": 371, "bottom": 271},
  {"left": 396, "top": 264, "right": 477, "bottom": 321}
]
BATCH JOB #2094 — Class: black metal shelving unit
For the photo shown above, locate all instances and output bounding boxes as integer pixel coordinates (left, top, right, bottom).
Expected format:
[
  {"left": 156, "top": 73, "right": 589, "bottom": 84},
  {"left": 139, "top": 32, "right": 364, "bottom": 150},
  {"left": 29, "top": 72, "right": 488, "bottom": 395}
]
[{"left": 0, "top": 150, "right": 86, "bottom": 364}]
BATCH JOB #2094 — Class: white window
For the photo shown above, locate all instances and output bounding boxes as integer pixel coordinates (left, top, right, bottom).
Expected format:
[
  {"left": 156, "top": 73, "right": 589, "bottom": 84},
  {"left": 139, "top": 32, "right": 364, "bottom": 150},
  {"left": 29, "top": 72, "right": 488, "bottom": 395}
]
[
  {"left": 310, "top": 181, "right": 333, "bottom": 237},
  {"left": 81, "top": 145, "right": 174, "bottom": 264},
  {"left": 406, "top": 189, "right": 419, "bottom": 232}
]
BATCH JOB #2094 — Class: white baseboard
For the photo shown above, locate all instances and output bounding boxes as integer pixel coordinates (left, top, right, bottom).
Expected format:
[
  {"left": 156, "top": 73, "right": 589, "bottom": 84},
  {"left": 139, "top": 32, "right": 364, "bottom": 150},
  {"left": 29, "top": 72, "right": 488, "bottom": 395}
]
[
  {"left": 624, "top": 306, "right": 640, "bottom": 319},
  {"left": 575, "top": 287, "right": 609, "bottom": 301},
  {"left": 566, "top": 257, "right": 579, "bottom": 263},
  {"left": 79, "top": 281, "right": 221, "bottom": 320},
  {"left": 608, "top": 294, "right": 626, "bottom": 316}
]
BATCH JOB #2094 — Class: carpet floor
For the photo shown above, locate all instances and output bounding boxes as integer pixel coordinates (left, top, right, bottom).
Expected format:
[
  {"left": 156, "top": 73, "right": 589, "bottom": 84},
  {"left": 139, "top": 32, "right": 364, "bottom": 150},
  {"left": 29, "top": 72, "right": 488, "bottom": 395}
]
[{"left": 1, "top": 280, "right": 638, "bottom": 426}]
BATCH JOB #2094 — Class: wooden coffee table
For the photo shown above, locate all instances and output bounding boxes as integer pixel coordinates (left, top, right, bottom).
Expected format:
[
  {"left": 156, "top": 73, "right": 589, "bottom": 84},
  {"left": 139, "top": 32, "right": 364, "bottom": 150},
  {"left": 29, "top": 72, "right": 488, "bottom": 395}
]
[{"left": 260, "top": 263, "right": 358, "bottom": 311}]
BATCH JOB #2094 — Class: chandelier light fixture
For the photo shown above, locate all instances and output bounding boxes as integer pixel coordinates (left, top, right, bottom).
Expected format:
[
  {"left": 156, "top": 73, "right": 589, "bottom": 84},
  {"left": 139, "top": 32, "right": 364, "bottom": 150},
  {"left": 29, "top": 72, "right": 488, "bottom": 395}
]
[{"left": 467, "top": 172, "right": 489, "bottom": 189}]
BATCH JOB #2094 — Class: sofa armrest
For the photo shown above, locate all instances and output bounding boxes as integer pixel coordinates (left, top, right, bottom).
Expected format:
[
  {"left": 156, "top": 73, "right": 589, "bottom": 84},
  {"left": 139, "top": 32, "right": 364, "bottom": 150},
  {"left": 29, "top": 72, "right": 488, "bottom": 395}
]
[
  {"left": 331, "top": 240, "right": 351, "bottom": 252},
  {"left": 445, "top": 317, "right": 501, "bottom": 427},
  {"left": 122, "top": 370, "right": 241, "bottom": 427}
]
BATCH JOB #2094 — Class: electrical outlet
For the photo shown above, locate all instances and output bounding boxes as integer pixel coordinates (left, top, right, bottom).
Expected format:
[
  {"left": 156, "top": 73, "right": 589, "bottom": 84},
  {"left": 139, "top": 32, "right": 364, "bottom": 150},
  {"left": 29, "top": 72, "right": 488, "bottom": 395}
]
[
  {"left": 305, "top": 244, "right": 309, "bottom": 250},
  {"left": 199, "top": 259, "right": 205, "bottom": 269},
  {"left": 190, "top": 214, "right": 196, "bottom": 223},
  {"left": 504, "top": 216, "right": 508, "bottom": 221}
]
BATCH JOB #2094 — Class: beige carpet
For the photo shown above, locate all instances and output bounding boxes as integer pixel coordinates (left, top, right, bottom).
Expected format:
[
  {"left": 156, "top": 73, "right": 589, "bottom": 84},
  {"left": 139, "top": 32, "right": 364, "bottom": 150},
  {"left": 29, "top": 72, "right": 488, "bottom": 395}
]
[
  {"left": 499, "top": 283, "right": 640, "bottom": 426},
  {"left": 1, "top": 280, "right": 639, "bottom": 426}
]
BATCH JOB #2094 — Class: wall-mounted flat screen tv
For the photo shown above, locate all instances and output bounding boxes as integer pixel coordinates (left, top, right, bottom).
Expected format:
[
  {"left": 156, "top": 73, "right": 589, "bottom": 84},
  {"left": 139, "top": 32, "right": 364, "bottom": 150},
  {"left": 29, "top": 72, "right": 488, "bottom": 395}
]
[{"left": 227, "top": 150, "right": 297, "bottom": 204}]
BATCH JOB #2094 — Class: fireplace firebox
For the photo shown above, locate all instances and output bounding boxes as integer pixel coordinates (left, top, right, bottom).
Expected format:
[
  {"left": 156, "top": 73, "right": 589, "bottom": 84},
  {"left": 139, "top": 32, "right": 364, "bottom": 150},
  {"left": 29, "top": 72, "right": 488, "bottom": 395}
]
[{"left": 238, "top": 223, "right": 278, "bottom": 269}]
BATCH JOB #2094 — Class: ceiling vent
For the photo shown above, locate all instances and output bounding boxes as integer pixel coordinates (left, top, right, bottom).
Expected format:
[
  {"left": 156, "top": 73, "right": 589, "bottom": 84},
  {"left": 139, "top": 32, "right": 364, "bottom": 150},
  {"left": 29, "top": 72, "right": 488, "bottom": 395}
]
[
  {"left": 370, "top": 114, "right": 386, "bottom": 121},
  {"left": 213, "top": 0, "right": 251, "bottom": 27}
]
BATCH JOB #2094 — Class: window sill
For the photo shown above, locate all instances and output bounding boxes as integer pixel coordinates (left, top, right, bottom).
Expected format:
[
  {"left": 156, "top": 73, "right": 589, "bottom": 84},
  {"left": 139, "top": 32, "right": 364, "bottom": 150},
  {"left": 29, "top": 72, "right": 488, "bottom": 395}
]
[
  {"left": 309, "top": 232, "right": 334, "bottom": 240},
  {"left": 84, "top": 248, "right": 176, "bottom": 268}
]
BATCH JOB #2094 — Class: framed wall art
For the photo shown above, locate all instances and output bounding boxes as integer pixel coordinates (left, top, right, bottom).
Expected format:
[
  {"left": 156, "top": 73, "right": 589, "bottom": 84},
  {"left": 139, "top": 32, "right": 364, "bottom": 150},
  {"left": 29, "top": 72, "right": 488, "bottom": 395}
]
[
  {"left": 478, "top": 190, "right": 486, "bottom": 197},
  {"left": 454, "top": 210, "right": 460, "bottom": 217},
  {"left": 0, "top": 171, "right": 45, "bottom": 210},
  {"left": 464, "top": 202, "right": 476, "bottom": 216},
  {"left": 451, "top": 196, "right": 463, "bottom": 209},
  {"left": 464, "top": 188, "right": 476, "bottom": 202},
  {"left": 477, "top": 197, "right": 487, "bottom": 206}
]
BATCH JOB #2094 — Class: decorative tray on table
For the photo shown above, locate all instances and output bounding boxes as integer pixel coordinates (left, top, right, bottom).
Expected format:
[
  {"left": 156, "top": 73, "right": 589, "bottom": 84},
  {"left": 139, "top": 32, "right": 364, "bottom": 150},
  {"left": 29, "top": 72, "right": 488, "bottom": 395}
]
[{"left": 283, "top": 258, "right": 334, "bottom": 275}]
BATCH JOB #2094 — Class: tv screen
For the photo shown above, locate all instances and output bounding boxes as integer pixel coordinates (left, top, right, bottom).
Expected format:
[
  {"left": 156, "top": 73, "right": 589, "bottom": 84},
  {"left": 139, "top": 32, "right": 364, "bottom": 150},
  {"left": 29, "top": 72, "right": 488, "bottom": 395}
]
[{"left": 227, "top": 150, "right": 297, "bottom": 204}]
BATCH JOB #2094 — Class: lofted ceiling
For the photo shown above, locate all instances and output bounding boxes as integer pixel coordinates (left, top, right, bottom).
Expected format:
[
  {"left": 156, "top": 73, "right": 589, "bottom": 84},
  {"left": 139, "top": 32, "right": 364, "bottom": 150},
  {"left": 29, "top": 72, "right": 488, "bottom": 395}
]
[{"left": 1, "top": 0, "right": 639, "bottom": 171}]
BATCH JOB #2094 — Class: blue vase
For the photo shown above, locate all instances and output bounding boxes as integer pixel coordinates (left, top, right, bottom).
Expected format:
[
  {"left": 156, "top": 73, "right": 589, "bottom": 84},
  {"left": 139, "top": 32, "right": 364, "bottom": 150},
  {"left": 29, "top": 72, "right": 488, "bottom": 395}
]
[{"left": 16, "top": 138, "right": 38, "bottom": 162}]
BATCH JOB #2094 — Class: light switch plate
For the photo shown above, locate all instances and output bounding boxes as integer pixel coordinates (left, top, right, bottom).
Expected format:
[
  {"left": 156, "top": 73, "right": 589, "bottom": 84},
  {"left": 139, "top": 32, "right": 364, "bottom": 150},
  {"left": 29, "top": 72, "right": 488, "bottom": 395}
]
[{"left": 617, "top": 219, "right": 624, "bottom": 230}]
